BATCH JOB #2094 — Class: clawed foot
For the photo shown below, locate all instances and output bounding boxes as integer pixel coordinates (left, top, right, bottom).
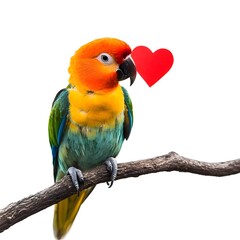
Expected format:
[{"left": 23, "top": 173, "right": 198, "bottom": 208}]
[
  {"left": 104, "top": 157, "right": 118, "bottom": 188},
  {"left": 67, "top": 166, "right": 84, "bottom": 195}
]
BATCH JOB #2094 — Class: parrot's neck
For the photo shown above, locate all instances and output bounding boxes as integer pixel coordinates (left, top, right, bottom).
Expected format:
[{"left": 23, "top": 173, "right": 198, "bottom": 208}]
[{"left": 68, "top": 84, "right": 124, "bottom": 128}]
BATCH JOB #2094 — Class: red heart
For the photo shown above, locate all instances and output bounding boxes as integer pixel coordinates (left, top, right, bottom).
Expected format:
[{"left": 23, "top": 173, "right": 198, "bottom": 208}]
[{"left": 131, "top": 46, "right": 174, "bottom": 87}]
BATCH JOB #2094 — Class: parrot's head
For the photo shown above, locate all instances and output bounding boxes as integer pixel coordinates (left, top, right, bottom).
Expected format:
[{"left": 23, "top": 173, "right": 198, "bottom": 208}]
[{"left": 68, "top": 38, "right": 136, "bottom": 92}]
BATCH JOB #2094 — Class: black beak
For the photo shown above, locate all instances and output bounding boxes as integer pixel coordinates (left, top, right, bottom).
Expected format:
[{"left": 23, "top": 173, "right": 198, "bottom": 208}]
[{"left": 116, "top": 58, "right": 136, "bottom": 86}]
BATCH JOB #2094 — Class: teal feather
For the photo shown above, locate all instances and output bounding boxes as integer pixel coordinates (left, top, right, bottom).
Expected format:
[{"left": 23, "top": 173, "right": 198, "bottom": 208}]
[{"left": 58, "top": 120, "right": 124, "bottom": 174}]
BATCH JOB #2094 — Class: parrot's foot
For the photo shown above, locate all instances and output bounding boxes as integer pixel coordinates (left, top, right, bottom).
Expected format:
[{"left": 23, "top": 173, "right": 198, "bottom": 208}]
[
  {"left": 67, "top": 167, "right": 84, "bottom": 195},
  {"left": 104, "top": 157, "right": 118, "bottom": 188}
]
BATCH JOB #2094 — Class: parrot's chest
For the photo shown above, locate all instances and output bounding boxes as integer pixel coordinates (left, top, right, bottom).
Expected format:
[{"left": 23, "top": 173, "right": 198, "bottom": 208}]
[
  {"left": 68, "top": 85, "right": 125, "bottom": 128},
  {"left": 58, "top": 114, "right": 124, "bottom": 172}
]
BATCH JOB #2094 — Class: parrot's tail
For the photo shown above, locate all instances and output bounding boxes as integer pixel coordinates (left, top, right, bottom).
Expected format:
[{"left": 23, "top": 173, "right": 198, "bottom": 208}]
[{"left": 53, "top": 186, "right": 95, "bottom": 239}]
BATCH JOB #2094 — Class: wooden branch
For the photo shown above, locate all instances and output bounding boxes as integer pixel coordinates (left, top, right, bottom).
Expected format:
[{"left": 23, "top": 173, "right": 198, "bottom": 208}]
[{"left": 1, "top": 151, "right": 240, "bottom": 233}]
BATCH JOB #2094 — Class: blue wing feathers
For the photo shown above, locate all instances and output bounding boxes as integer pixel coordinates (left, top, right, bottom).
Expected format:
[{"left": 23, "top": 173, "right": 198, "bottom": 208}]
[{"left": 57, "top": 116, "right": 68, "bottom": 145}]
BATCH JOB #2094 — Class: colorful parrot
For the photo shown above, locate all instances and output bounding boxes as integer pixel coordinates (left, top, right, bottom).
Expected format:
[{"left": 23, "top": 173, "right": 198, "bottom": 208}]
[{"left": 48, "top": 37, "right": 136, "bottom": 239}]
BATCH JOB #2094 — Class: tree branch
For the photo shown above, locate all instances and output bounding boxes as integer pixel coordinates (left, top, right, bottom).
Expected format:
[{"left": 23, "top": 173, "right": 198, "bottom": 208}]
[{"left": 1, "top": 151, "right": 240, "bottom": 233}]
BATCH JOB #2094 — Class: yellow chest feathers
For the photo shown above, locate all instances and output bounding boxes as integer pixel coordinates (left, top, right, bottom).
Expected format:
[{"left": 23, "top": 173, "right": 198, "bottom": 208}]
[{"left": 68, "top": 85, "right": 125, "bottom": 128}]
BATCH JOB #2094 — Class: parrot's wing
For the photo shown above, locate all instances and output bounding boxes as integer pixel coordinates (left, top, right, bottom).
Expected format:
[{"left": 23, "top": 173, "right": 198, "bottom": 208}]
[
  {"left": 48, "top": 88, "right": 69, "bottom": 180},
  {"left": 49, "top": 89, "right": 95, "bottom": 239},
  {"left": 121, "top": 86, "right": 133, "bottom": 140}
]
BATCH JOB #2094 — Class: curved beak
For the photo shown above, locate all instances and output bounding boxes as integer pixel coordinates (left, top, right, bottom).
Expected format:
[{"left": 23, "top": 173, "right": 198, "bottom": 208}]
[{"left": 116, "top": 58, "right": 136, "bottom": 86}]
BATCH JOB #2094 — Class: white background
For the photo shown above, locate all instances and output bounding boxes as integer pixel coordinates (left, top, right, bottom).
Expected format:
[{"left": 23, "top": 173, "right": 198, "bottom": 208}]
[{"left": 1, "top": 0, "right": 240, "bottom": 239}]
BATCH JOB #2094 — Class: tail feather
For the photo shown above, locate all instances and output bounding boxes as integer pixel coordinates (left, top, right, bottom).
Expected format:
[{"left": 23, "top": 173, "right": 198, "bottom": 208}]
[{"left": 53, "top": 186, "right": 95, "bottom": 239}]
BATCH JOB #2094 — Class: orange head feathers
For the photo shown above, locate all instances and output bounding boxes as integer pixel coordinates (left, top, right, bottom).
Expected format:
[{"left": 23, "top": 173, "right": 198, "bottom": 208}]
[{"left": 68, "top": 38, "right": 136, "bottom": 91}]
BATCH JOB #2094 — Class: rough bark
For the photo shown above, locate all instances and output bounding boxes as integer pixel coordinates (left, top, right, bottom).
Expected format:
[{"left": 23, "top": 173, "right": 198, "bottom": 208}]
[{"left": 1, "top": 151, "right": 240, "bottom": 233}]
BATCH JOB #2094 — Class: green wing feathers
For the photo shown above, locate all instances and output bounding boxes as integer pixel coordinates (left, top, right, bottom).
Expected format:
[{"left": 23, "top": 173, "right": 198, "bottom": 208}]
[
  {"left": 48, "top": 89, "right": 69, "bottom": 180},
  {"left": 121, "top": 86, "right": 133, "bottom": 140}
]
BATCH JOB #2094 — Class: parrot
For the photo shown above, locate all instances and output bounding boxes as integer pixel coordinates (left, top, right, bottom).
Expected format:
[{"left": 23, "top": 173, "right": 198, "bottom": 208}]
[{"left": 48, "top": 37, "right": 136, "bottom": 239}]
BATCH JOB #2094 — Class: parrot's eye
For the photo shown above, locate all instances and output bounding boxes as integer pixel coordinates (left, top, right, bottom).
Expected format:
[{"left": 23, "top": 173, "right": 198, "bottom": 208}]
[{"left": 97, "top": 53, "right": 115, "bottom": 65}]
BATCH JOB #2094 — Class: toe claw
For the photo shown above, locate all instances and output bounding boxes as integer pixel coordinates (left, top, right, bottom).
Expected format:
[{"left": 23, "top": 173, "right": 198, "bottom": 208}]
[
  {"left": 104, "top": 157, "right": 118, "bottom": 188},
  {"left": 67, "top": 167, "right": 84, "bottom": 195}
]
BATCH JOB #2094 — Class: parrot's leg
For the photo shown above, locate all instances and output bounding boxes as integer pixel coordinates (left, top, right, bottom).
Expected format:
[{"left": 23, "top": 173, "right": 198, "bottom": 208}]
[
  {"left": 67, "top": 166, "right": 84, "bottom": 195},
  {"left": 104, "top": 157, "right": 118, "bottom": 188}
]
